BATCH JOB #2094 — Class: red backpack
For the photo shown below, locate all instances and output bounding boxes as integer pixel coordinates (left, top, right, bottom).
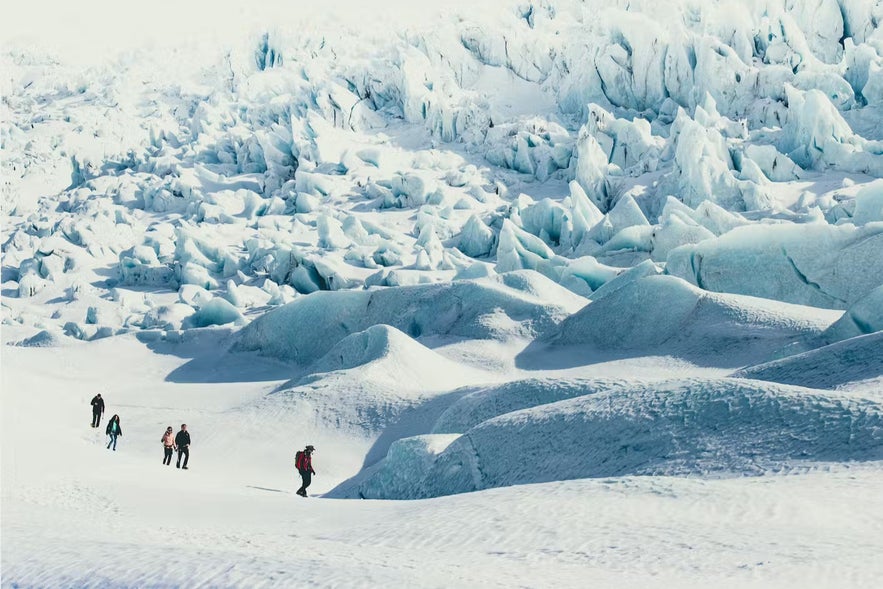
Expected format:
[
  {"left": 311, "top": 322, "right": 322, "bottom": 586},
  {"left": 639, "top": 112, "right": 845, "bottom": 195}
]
[{"left": 295, "top": 450, "right": 306, "bottom": 470}]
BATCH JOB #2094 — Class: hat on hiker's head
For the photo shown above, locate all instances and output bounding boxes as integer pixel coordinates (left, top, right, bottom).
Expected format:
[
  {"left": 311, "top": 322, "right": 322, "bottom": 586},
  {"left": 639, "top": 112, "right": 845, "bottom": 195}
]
[{"left": 305, "top": 445, "right": 315, "bottom": 451}]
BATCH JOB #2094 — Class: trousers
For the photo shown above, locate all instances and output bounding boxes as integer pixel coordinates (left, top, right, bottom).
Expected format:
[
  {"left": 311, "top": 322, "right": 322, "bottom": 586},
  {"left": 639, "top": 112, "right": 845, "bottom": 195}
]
[{"left": 297, "top": 471, "right": 312, "bottom": 496}]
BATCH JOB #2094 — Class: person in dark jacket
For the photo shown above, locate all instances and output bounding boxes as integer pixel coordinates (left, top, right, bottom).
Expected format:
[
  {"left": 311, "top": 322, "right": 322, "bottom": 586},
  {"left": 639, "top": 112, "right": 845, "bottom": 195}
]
[
  {"left": 90, "top": 394, "right": 105, "bottom": 428},
  {"left": 105, "top": 415, "right": 122, "bottom": 450},
  {"left": 295, "top": 445, "right": 316, "bottom": 497},
  {"left": 175, "top": 424, "right": 191, "bottom": 469},
  {"left": 161, "top": 426, "right": 176, "bottom": 465}
]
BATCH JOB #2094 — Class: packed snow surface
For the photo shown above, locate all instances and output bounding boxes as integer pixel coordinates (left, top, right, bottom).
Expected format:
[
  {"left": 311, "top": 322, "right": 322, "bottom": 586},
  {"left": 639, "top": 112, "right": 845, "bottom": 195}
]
[{"left": 4, "top": 0, "right": 883, "bottom": 586}]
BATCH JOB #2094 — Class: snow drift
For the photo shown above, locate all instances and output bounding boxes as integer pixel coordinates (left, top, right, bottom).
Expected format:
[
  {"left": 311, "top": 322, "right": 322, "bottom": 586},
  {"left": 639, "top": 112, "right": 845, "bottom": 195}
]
[
  {"left": 347, "top": 378, "right": 883, "bottom": 499},
  {"left": 666, "top": 223, "right": 883, "bottom": 310},
  {"left": 431, "top": 377, "right": 630, "bottom": 434},
  {"left": 535, "top": 275, "right": 840, "bottom": 366},
  {"left": 732, "top": 331, "right": 883, "bottom": 390},
  {"left": 234, "top": 271, "right": 585, "bottom": 364}
]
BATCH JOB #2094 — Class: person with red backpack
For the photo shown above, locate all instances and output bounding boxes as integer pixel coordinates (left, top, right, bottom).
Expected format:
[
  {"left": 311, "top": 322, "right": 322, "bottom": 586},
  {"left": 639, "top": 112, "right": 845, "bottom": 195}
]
[{"left": 295, "top": 445, "right": 316, "bottom": 497}]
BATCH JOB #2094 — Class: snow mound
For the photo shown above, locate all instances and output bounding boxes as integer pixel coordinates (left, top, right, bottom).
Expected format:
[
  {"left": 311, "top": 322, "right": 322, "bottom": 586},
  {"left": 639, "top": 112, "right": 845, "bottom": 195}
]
[
  {"left": 821, "top": 285, "right": 883, "bottom": 343},
  {"left": 363, "top": 378, "right": 883, "bottom": 499},
  {"left": 9, "top": 329, "right": 73, "bottom": 348},
  {"left": 539, "top": 275, "right": 838, "bottom": 366},
  {"left": 239, "top": 324, "right": 498, "bottom": 473},
  {"left": 235, "top": 271, "right": 585, "bottom": 365},
  {"left": 432, "top": 378, "right": 630, "bottom": 434},
  {"left": 305, "top": 324, "right": 475, "bottom": 391},
  {"left": 732, "top": 331, "right": 883, "bottom": 390},
  {"left": 328, "top": 434, "right": 461, "bottom": 499},
  {"left": 667, "top": 223, "right": 883, "bottom": 310}
]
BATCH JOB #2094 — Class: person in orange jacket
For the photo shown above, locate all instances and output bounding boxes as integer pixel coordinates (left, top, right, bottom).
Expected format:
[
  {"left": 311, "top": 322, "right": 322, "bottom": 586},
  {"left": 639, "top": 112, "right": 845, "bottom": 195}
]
[{"left": 161, "top": 426, "right": 176, "bottom": 465}]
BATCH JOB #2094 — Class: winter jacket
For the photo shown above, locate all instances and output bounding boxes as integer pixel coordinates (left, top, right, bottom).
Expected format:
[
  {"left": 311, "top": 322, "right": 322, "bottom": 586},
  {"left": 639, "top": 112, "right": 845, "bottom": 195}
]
[
  {"left": 175, "top": 430, "right": 191, "bottom": 447},
  {"left": 162, "top": 432, "right": 176, "bottom": 447},
  {"left": 296, "top": 451, "right": 315, "bottom": 474},
  {"left": 91, "top": 396, "right": 105, "bottom": 414},
  {"left": 105, "top": 420, "right": 122, "bottom": 436}
]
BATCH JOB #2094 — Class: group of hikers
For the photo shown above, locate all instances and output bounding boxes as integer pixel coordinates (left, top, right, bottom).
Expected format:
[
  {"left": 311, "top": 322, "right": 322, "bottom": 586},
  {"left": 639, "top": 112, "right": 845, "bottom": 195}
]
[
  {"left": 89, "top": 394, "right": 317, "bottom": 495},
  {"left": 91, "top": 394, "right": 192, "bottom": 469}
]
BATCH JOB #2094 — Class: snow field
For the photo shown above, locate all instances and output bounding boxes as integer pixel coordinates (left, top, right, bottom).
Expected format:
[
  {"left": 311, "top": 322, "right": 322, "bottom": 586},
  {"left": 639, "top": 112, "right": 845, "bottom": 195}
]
[{"left": 4, "top": 334, "right": 883, "bottom": 588}]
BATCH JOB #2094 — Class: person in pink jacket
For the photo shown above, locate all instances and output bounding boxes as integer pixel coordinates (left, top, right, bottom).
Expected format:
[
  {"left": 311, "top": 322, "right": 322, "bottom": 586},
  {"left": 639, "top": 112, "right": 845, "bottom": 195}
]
[{"left": 161, "top": 426, "right": 176, "bottom": 466}]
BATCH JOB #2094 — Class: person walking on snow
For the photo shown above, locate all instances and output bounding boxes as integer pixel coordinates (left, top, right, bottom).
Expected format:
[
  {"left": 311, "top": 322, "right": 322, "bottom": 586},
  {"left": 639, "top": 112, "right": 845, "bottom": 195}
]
[
  {"left": 161, "top": 426, "right": 176, "bottom": 465},
  {"left": 105, "top": 415, "right": 122, "bottom": 450},
  {"left": 175, "top": 424, "right": 191, "bottom": 469},
  {"left": 295, "top": 445, "right": 316, "bottom": 497},
  {"left": 90, "top": 394, "right": 105, "bottom": 428}
]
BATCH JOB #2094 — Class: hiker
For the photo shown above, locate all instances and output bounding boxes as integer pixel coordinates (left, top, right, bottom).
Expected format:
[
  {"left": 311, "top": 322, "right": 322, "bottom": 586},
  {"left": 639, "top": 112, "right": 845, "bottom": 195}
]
[
  {"left": 105, "top": 415, "right": 122, "bottom": 451},
  {"left": 295, "top": 445, "right": 316, "bottom": 497},
  {"left": 175, "top": 424, "right": 191, "bottom": 469},
  {"left": 161, "top": 426, "right": 176, "bottom": 465},
  {"left": 90, "top": 394, "right": 105, "bottom": 428}
]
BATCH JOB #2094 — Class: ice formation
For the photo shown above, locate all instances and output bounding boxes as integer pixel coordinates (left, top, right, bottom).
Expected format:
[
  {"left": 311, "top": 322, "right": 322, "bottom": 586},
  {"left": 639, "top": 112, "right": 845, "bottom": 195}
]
[
  {"left": 5, "top": 0, "right": 883, "bottom": 339},
  {"left": 733, "top": 330, "right": 883, "bottom": 389},
  {"left": 340, "top": 378, "right": 883, "bottom": 499},
  {"left": 537, "top": 275, "right": 840, "bottom": 366},
  {"left": 234, "top": 271, "right": 585, "bottom": 364}
]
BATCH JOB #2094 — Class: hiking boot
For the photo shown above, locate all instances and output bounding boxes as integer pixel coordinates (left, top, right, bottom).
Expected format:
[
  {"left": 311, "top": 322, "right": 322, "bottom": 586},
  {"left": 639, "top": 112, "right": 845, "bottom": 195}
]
[{"left": 182, "top": 466, "right": 188, "bottom": 470}]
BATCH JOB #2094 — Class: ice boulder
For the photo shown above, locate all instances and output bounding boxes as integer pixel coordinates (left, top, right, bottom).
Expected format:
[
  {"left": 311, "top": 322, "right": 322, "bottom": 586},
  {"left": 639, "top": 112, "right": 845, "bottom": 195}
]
[
  {"left": 538, "top": 275, "right": 839, "bottom": 367},
  {"left": 456, "top": 215, "right": 496, "bottom": 258},
  {"left": 663, "top": 111, "right": 761, "bottom": 211},
  {"left": 780, "top": 87, "right": 883, "bottom": 175},
  {"left": 650, "top": 212, "right": 716, "bottom": 261},
  {"left": 327, "top": 434, "right": 461, "bottom": 500},
  {"left": 851, "top": 180, "right": 883, "bottom": 225},
  {"left": 235, "top": 271, "right": 586, "bottom": 365},
  {"left": 494, "top": 220, "right": 565, "bottom": 277},
  {"left": 11, "top": 329, "right": 72, "bottom": 348},
  {"left": 141, "top": 303, "right": 197, "bottom": 331},
  {"left": 408, "top": 378, "right": 883, "bottom": 498},
  {"left": 560, "top": 181, "right": 605, "bottom": 252},
  {"left": 666, "top": 222, "right": 883, "bottom": 309},
  {"left": 733, "top": 331, "right": 883, "bottom": 390},
  {"left": 821, "top": 285, "right": 883, "bottom": 343},
  {"left": 183, "top": 297, "right": 244, "bottom": 329}
]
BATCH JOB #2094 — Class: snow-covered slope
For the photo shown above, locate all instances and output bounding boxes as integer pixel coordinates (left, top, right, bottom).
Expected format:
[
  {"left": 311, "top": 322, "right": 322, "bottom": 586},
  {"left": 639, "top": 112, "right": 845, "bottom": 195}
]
[
  {"left": 733, "top": 331, "right": 883, "bottom": 391},
  {"left": 533, "top": 274, "right": 841, "bottom": 367},
  {"left": 345, "top": 378, "right": 883, "bottom": 499},
  {"left": 234, "top": 270, "right": 585, "bottom": 364}
]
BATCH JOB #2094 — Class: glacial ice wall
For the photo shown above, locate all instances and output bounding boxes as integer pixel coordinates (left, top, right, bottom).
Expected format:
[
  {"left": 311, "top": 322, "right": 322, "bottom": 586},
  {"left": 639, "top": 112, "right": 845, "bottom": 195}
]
[{"left": 3, "top": 0, "right": 883, "bottom": 338}]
